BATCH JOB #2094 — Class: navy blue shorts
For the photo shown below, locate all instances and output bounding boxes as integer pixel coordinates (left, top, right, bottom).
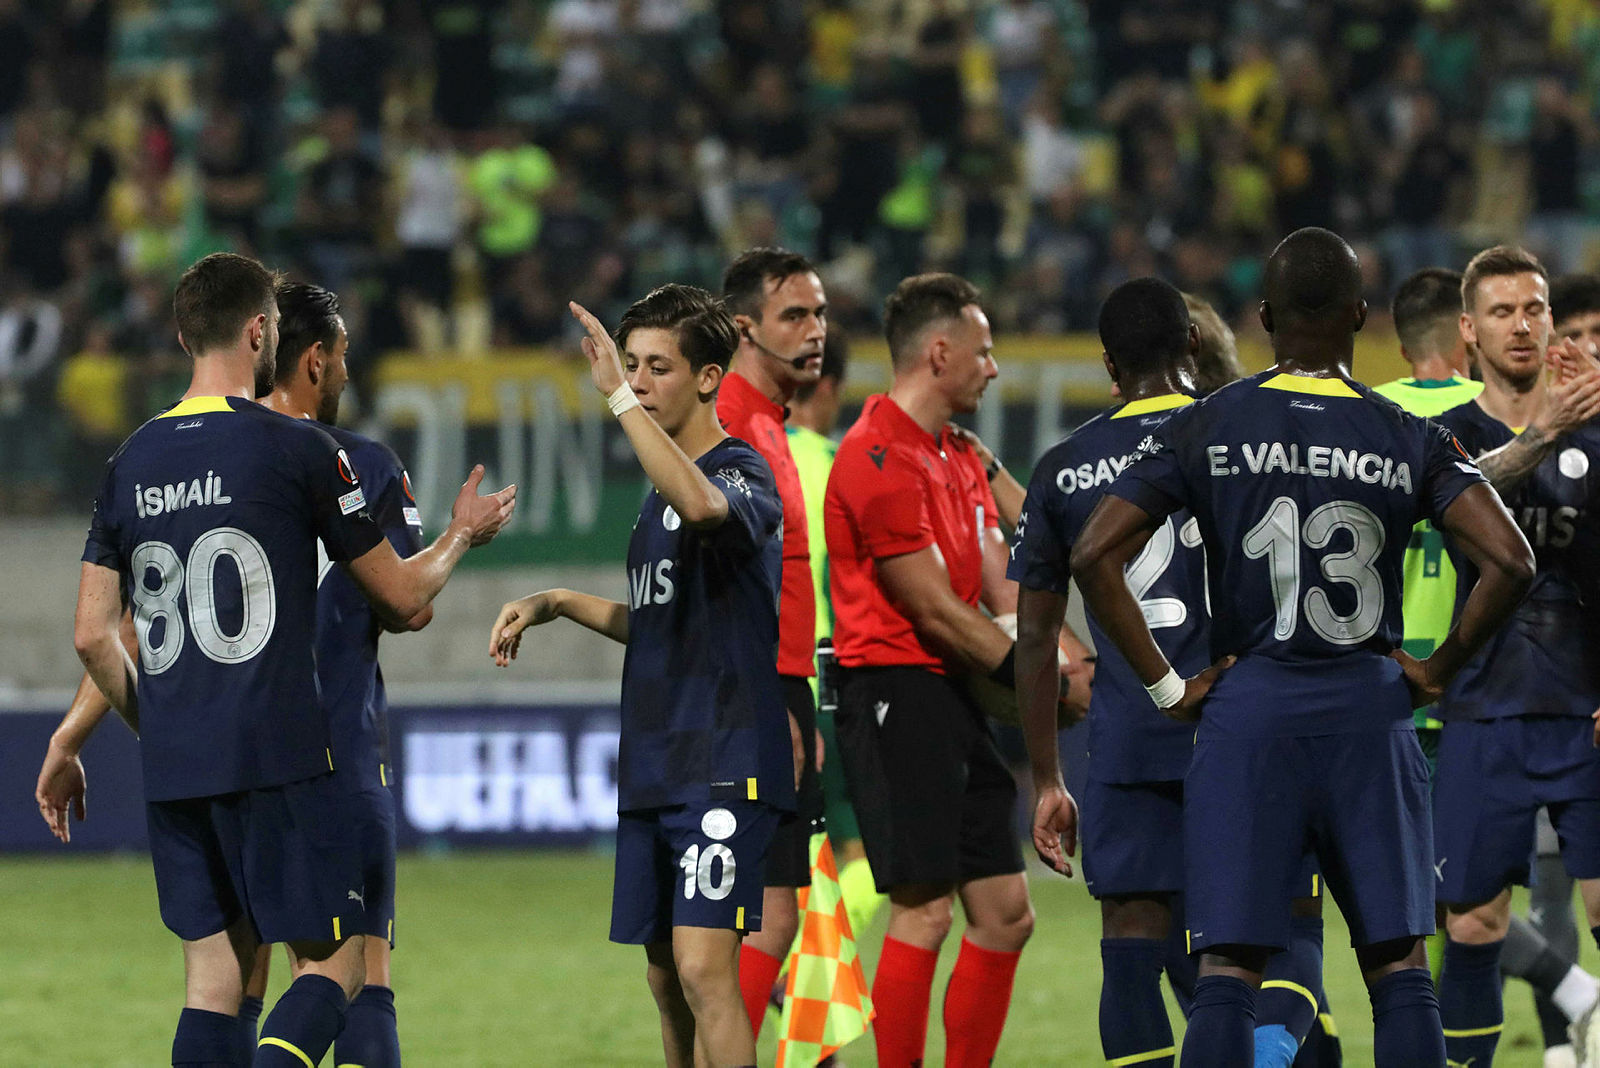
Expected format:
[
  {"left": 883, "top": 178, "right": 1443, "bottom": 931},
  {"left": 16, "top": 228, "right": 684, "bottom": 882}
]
[
  {"left": 1080, "top": 777, "right": 1185, "bottom": 899},
  {"left": 147, "top": 773, "right": 365, "bottom": 945},
  {"left": 1433, "top": 716, "right": 1600, "bottom": 905},
  {"left": 1184, "top": 730, "right": 1434, "bottom": 953},
  {"left": 609, "top": 800, "right": 780, "bottom": 945},
  {"left": 348, "top": 785, "right": 397, "bottom": 945}
]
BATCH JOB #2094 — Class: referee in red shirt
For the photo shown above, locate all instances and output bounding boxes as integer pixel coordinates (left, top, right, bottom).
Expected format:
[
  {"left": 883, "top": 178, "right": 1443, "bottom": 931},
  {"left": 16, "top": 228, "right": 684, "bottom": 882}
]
[
  {"left": 825, "top": 273, "right": 1033, "bottom": 1067},
  {"left": 716, "top": 247, "right": 830, "bottom": 1036}
]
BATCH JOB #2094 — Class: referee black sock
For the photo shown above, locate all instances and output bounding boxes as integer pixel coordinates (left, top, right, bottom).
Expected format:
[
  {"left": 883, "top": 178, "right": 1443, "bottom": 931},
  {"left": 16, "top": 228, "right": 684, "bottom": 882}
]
[
  {"left": 171, "top": 1007, "right": 237, "bottom": 1067},
  {"left": 255, "top": 974, "right": 348, "bottom": 1068}
]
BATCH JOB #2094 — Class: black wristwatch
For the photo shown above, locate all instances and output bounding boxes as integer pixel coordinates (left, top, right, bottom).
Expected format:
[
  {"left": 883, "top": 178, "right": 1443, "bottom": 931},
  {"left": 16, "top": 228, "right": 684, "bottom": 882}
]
[{"left": 985, "top": 455, "right": 1003, "bottom": 481}]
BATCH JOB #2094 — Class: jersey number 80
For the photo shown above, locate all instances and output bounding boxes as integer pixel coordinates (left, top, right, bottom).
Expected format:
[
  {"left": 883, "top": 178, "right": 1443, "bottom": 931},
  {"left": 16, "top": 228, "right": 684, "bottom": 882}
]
[{"left": 131, "top": 528, "right": 278, "bottom": 674}]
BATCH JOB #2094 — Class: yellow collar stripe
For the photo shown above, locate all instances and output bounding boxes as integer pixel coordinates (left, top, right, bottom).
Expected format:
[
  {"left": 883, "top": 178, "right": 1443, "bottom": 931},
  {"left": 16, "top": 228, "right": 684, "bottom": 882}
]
[
  {"left": 157, "top": 396, "right": 234, "bottom": 419},
  {"left": 1111, "top": 393, "right": 1193, "bottom": 419},
  {"left": 1260, "top": 373, "right": 1360, "bottom": 398}
]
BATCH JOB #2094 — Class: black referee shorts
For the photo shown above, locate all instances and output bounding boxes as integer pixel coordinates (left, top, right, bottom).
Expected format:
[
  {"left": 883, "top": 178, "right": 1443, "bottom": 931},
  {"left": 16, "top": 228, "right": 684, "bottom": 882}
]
[
  {"left": 764, "top": 675, "right": 824, "bottom": 889},
  {"left": 834, "top": 665, "right": 1024, "bottom": 893}
]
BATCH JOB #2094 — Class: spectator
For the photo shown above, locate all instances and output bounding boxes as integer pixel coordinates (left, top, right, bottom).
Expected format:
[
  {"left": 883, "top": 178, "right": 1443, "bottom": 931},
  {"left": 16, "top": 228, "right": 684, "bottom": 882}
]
[
  {"left": 295, "top": 106, "right": 385, "bottom": 294},
  {"left": 466, "top": 125, "right": 558, "bottom": 271},
  {"left": 54, "top": 318, "right": 128, "bottom": 500},
  {"left": 986, "top": 0, "right": 1058, "bottom": 135},
  {"left": 392, "top": 118, "right": 464, "bottom": 327},
  {"left": 212, "top": 0, "right": 287, "bottom": 133},
  {"left": 310, "top": 0, "right": 391, "bottom": 133},
  {"left": 908, "top": 0, "right": 967, "bottom": 147},
  {"left": 197, "top": 101, "right": 268, "bottom": 247},
  {"left": 0, "top": 286, "right": 63, "bottom": 511},
  {"left": 492, "top": 252, "right": 567, "bottom": 346},
  {"left": 1526, "top": 77, "right": 1589, "bottom": 273},
  {"left": 948, "top": 106, "right": 1018, "bottom": 286}
]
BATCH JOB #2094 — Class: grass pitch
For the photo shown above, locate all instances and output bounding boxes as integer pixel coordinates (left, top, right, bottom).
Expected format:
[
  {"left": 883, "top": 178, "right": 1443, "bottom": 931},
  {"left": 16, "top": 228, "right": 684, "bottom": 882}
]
[{"left": 0, "top": 850, "right": 1566, "bottom": 1064}]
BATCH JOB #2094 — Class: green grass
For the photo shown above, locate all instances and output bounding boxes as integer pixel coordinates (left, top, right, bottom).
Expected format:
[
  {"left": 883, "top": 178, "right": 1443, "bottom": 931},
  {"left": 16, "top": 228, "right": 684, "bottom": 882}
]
[{"left": 0, "top": 850, "right": 1573, "bottom": 1064}]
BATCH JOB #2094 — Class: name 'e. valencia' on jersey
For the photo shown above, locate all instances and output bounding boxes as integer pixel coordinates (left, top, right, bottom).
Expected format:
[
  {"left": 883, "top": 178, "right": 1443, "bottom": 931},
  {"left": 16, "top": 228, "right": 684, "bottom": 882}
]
[
  {"left": 1009, "top": 393, "right": 1210, "bottom": 783},
  {"left": 1435, "top": 401, "right": 1600, "bottom": 719},
  {"left": 1109, "top": 371, "right": 1487, "bottom": 734},
  {"left": 618, "top": 435, "right": 795, "bottom": 814},
  {"left": 81, "top": 396, "right": 385, "bottom": 802},
  {"left": 315, "top": 425, "right": 426, "bottom": 792}
]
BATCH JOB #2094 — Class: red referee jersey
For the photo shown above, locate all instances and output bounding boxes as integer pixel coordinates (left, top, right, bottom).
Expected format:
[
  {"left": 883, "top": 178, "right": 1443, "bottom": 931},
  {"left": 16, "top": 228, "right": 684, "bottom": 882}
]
[
  {"left": 824, "top": 394, "right": 999, "bottom": 672},
  {"left": 716, "top": 369, "right": 817, "bottom": 678}
]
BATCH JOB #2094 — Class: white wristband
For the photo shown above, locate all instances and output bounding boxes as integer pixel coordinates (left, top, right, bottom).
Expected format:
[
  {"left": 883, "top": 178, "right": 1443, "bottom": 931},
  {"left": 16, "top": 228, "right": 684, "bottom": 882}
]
[
  {"left": 607, "top": 383, "right": 640, "bottom": 418},
  {"left": 1145, "top": 667, "right": 1185, "bottom": 710}
]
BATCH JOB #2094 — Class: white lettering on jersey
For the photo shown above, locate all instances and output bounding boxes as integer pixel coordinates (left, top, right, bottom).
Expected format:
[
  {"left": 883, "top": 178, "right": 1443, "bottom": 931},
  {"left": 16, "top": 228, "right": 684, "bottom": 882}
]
[
  {"left": 1055, "top": 453, "right": 1135, "bottom": 495},
  {"left": 134, "top": 473, "right": 232, "bottom": 518},
  {"left": 1205, "top": 444, "right": 1414, "bottom": 493},
  {"left": 628, "top": 559, "right": 677, "bottom": 609}
]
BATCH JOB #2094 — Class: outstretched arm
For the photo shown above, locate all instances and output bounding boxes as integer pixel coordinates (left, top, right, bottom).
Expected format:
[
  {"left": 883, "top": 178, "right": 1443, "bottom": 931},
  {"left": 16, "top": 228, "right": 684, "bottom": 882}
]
[{"left": 491, "top": 588, "right": 629, "bottom": 667}]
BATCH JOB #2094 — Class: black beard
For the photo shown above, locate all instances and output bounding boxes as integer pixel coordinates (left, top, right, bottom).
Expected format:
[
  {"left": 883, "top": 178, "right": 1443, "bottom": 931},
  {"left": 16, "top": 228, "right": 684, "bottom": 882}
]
[
  {"left": 316, "top": 392, "right": 341, "bottom": 425},
  {"left": 253, "top": 358, "right": 274, "bottom": 400}
]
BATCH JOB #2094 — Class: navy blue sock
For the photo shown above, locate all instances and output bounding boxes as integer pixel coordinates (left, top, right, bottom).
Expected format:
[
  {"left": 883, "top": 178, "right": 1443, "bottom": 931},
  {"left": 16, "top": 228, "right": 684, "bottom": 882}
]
[
  {"left": 1592, "top": 924, "right": 1600, "bottom": 954},
  {"left": 1165, "top": 896, "right": 1198, "bottom": 1016},
  {"left": 1292, "top": 988, "right": 1342, "bottom": 1068},
  {"left": 236, "top": 996, "right": 263, "bottom": 1067},
  {"left": 1180, "top": 974, "right": 1257, "bottom": 1068},
  {"left": 1438, "top": 939, "right": 1503, "bottom": 1067},
  {"left": 1099, "top": 939, "right": 1174, "bottom": 1067},
  {"left": 255, "top": 974, "right": 347, "bottom": 1067},
  {"left": 335, "top": 985, "right": 400, "bottom": 1067},
  {"left": 1369, "top": 967, "right": 1444, "bottom": 1067},
  {"left": 1257, "top": 915, "right": 1325, "bottom": 1066},
  {"left": 172, "top": 1007, "right": 239, "bottom": 1067}
]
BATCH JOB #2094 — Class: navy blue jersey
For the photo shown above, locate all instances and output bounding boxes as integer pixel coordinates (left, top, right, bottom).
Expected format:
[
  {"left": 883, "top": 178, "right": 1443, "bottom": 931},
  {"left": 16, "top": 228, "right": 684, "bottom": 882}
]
[
  {"left": 1110, "top": 371, "right": 1487, "bottom": 734},
  {"left": 1435, "top": 401, "right": 1600, "bottom": 719},
  {"left": 315, "top": 426, "right": 425, "bottom": 792},
  {"left": 618, "top": 436, "right": 794, "bottom": 813},
  {"left": 82, "top": 396, "right": 385, "bottom": 801},
  {"left": 1008, "top": 394, "right": 1209, "bottom": 782}
]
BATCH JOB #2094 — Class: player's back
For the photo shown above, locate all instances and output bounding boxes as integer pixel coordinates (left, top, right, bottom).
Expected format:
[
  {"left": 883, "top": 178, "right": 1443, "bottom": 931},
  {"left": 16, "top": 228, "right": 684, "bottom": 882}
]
[
  {"left": 1013, "top": 395, "right": 1209, "bottom": 782},
  {"left": 315, "top": 425, "right": 424, "bottom": 791},
  {"left": 84, "top": 395, "right": 382, "bottom": 801},
  {"left": 1112, "top": 371, "right": 1485, "bottom": 736}
]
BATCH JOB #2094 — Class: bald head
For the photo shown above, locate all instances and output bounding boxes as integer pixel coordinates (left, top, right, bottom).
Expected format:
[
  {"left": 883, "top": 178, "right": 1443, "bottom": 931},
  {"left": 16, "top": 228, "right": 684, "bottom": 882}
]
[{"left": 1263, "top": 227, "right": 1363, "bottom": 324}]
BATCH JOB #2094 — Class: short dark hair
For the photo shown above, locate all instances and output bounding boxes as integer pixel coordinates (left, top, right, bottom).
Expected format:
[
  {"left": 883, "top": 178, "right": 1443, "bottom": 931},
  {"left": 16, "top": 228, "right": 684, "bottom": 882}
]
[
  {"left": 615, "top": 283, "right": 739, "bottom": 373},
  {"left": 884, "top": 273, "right": 983, "bottom": 367},
  {"left": 1550, "top": 273, "right": 1600, "bottom": 329},
  {"left": 795, "top": 331, "right": 849, "bottom": 403},
  {"left": 173, "top": 252, "right": 279, "bottom": 356},
  {"left": 722, "top": 247, "right": 818, "bottom": 320},
  {"left": 1262, "top": 227, "right": 1362, "bottom": 325},
  {"left": 1390, "top": 268, "right": 1463, "bottom": 353},
  {"left": 274, "top": 281, "right": 343, "bottom": 387},
  {"left": 1461, "top": 245, "right": 1547, "bottom": 312},
  {"left": 1098, "top": 277, "right": 1191, "bottom": 379}
]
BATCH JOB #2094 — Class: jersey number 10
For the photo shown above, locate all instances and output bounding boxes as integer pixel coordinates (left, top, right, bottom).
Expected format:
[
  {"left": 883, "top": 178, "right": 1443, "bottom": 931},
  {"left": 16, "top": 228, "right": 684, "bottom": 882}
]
[{"left": 131, "top": 528, "right": 278, "bottom": 674}]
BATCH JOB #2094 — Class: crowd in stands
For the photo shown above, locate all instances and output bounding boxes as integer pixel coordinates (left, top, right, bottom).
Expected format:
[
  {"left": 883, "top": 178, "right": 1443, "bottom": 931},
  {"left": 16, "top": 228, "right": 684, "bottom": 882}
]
[{"left": 3, "top": 0, "right": 1600, "bottom": 511}]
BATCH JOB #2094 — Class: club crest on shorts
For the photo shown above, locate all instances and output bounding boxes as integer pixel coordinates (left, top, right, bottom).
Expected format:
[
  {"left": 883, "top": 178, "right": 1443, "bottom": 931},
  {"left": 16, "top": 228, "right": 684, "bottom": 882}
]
[{"left": 701, "top": 807, "right": 737, "bottom": 840}]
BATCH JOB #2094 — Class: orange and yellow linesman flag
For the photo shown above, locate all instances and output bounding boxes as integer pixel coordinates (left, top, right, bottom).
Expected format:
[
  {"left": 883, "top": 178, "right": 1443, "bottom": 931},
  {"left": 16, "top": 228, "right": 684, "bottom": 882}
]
[{"left": 776, "top": 835, "right": 875, "bottom": 1067}]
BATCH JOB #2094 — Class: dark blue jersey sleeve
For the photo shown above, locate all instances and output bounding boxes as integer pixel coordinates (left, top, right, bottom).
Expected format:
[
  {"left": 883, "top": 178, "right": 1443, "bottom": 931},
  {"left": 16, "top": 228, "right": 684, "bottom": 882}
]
[
  {"left": 367, "top": 442, "right": 425, "bottom": 559},
  {"left": 1109, "top": 423, "right": 1189, "bottom": 521},
  {"left": 82, "top": 458, "right": 122, "bottom": 569},
  {"left": 1419, "top": 420, "right": 1488, "bottom": 525},
  {"left": 707, "top": 444, "right": 782, "bottom": 555},
  {"left": 301, "top": 425, "right": 385, "bottom": 563},
  {"left": 1008, "top": 447, "right": 1074, "bottom": 595}
]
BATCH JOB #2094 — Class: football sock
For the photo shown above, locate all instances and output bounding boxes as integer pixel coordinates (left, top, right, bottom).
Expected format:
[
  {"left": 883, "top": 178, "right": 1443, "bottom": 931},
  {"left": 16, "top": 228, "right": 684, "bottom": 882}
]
[
  {"left": 172, "top": 1007, "right": 239, "bottom": 1067},
  {"left": 872, "top": 936, "right": 937, "bottom": 1067},
  {"left": 1533, "top": 851, "right": 1580, "bottom": 1048},
  {"left": 334, "top": 985, "right": 400, "bottom": 1067},
  {"left": 1098, "top": 938, "right": 1174, "bottom": 1067},
  {"left": 942, "top": 938, "right": 1020, "bottom": 1068},
  {"left": 837, "top": 857, "right": 886, "bottom": 939},
  {"left": 1164, "top": 896, "right": 1197, "bottom": 1015},
  {"left": 236, "top": 996, "right": 263, "bottom": 1066},
  {"left": 738, "top": 944, "right": 784, "bottom": 1039},
  {"left": 1291, "top": 988, "right": 1342, "bottom": 1068},
  {"left": 255, "top": 974, "right": 347, "bottom": 1068},
  {"left": 1256, "top": 915, "right": 1325, "bottom": 1065},
  {"left": 1439, "top": 938, "right": 1504, "bottom": 1066},
  {"left": 1180, "top": 974, "right": 1256, "bottom": 1068},
  {"left": 1591, "top": 924, "right": 1600, "bottom": 954},
  {"left": 1502, "top": 914, "right": 1596, "bottom": 1020},
  {"left": 1369, "top": 967, "right": 1444, "bottom": 1067}
]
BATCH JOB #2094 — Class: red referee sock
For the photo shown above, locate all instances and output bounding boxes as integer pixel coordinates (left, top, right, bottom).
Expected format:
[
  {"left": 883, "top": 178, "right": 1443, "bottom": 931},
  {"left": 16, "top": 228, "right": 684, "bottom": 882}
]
[
  {"left": 942, "top": 937, "right": 1021, "bottom": 1067},
  {"left": 738, "top": 943, "right": 784, "bottom": 1039},
  {"left": 873, "top": 936, "right": 939, "bottom": 1066}
]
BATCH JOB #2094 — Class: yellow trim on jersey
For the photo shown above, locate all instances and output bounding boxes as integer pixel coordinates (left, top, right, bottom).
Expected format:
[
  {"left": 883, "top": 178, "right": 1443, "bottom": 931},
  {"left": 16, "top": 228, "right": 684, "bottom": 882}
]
[
  {"left": 736, "top": 906, "right": 746, "bottom": 929},
  {"left": 1442, "top": 1023, "right": 1504, "bottom": 1037},
  {"left": 1262, "top": 979, "right": 1319, "bottom": 1016},
  {"left": 1310, "top": 872, "right": 1320, "bottom": 898},
  {"left": 1185, "top": 929, "right": 1192, "bottom": 954},
  {"left": 1110, "top": 393, "right": 1193, "bottom": 419},
  {"left": 259, "top": 1038, "right": 316, "bottom": 1067},
  {"left": 332, "top": 916, "right": 341, "bottom": 940},
  {"left": 157, "top": 396, "right": 234, "bottom": 418},
  {"left": 388, "top": 919, "right": 394, "bottom": 942},
  {"left": 746, "top": 777, "right": 758, "bottom": 800},
  {"left": 380, "top": 763, "right": 388, "bottom": 787},
  {"left": 1260, "top": 373, "right": 1361, "bottom": 398},
  {"left": 327, "top": 748, "right": 335, "bottom": 771},
  {"left": 1108, "top": 1047, "right": 1177, "bottom": 1066},
  {"left": 1511, "top": 426, "right": 1525, "bottom": 435},
  {"left": 1318, "top": 1012, "right": 1339, "bottom": 1038}
]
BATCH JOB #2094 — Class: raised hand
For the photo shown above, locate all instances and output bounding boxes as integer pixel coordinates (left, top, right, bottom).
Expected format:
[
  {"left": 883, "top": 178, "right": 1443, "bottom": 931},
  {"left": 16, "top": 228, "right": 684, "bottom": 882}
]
[
  {"left": 570, "top": 301, "right": 626, "bottom": 396},
  {"left": 1031, "top": 783, "right": 1079, "bottom": 876},
  {"left": 1536, "top": 338, "right": 1600, "bottom": 435},
  {"left": 451, "top": 464, "right": 517, "bottom": 546},
  {"left": 36, "top": 741, "right": 87, "bottom": 844},
  {"left": 489, "top": 590, "right": 563, "bottom": 667}
]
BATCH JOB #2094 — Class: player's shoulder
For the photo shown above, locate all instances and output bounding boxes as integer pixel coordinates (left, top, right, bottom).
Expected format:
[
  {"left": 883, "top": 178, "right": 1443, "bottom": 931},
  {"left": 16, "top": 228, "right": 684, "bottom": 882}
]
[
  {"left": 708, "top": 435, "right": 775, "bottom": 486},
  {"left": 1431, "top": 396, "right": 1487, "bottom": 435},
  {"left": 318, "top": 423, "right": 404, "bottom": 479}
]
